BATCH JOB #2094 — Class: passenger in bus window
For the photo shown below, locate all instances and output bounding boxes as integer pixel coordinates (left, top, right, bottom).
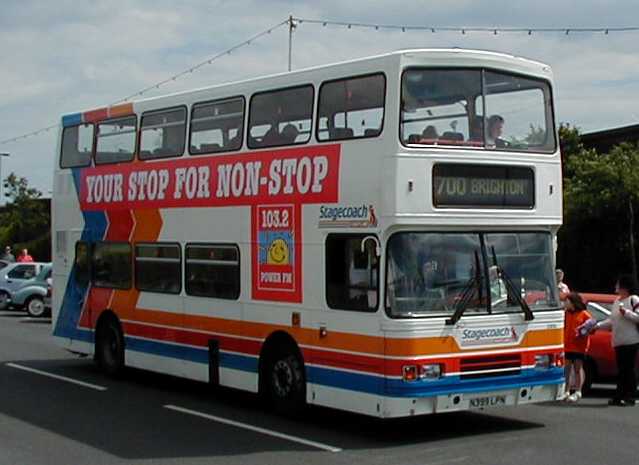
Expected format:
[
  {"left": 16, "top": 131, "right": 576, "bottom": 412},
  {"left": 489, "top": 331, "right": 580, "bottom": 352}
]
[
  {"left": 487, "top": 115, "right": 507, "bottom": 148},
  {"left": 280, "top": 124, "right": 299, "bottom": 144},
  {"left": 262, "top": 126, "right": 279, "bottom": 146},
  {"left": 421, "top": 125, "right": 438, "bottom": 142}
]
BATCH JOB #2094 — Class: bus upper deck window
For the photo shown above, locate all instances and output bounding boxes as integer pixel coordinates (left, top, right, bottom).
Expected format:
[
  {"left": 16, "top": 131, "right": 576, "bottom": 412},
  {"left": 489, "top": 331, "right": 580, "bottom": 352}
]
[
  {"left": 190, "top": 97, "right": 245, "bottom": 155},
  {"left": 140, "top": 107, "right": 187, "bottom": 160},
  {"left": 401, "top": 68, "right": 556, "bottom": 153},
  {"left": 317, "top": 73, "right": 385, "bottom": 141},
  {"left": 60, "top": 123, "right": 94, "bottom": 168},
  {"left": 248, "top": 85, "right": 314, "bottom": 149},
  {"left": 401, "top": 69, "right": 482, "bottom": 148},
  {"left": 95, "top": 116, "right": 137, "bottom": 165}
]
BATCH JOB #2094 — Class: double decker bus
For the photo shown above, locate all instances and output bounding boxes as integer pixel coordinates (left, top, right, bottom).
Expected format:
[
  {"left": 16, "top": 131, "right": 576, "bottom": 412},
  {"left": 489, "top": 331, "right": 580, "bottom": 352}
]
[{"left": 52, "top": 49, "right": 564, "bottom": 417}]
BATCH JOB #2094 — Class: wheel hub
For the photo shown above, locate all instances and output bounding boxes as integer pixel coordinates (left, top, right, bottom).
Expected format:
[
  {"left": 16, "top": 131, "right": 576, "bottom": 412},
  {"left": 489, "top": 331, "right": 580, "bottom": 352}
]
[
  {"left": 272, "top": 359, "right": 294, "bottom": 397},
  {"left": 29, "top": 299, "right": 44, "bottom": 316}
]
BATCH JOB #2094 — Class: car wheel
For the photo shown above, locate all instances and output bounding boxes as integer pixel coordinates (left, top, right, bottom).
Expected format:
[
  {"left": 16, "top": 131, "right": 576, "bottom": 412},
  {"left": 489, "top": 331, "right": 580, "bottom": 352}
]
[
  {"left": 25, "top": 296, "right": 46, "bottom": 318},
  {"left": 95, "top": 317, "right": 125, "bottom": 377},
  {"left": 0, "top": 291, "right": 10, "bottom": 311},
  {"left": 263, "top": 348, "right": 306, "bottom": 415}
]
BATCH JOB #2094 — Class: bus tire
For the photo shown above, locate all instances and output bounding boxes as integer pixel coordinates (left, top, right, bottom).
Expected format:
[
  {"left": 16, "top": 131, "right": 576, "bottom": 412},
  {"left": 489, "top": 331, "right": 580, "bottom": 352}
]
[
  {"left": 262, "top": 345, "right": 306, "bottom": 415},
  {"left": 95, "top": 315, "right": 125, "bottom": 377}
]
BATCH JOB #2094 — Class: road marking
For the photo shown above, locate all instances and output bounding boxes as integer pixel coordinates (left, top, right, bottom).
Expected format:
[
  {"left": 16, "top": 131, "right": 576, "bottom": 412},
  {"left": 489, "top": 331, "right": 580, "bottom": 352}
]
[
  {"left": 164, "top": 404, "right": 342, "bottom": 453},
  {"left": 428, "top": 457, "right": 469, "bottom": 465},
  {"left": 6, "top": 363, "right": 108, "bottom": 391}
]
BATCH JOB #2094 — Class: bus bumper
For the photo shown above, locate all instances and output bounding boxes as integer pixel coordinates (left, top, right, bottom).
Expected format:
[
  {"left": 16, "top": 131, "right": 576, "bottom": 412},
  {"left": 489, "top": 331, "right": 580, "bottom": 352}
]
[{"left": 380, "top": 382, "right": 563, "bottom": 418}]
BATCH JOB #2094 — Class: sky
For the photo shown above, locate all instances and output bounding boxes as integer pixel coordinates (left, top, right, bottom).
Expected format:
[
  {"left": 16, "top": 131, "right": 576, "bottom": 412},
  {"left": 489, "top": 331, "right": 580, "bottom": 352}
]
[{"left": 1, "top": 0, "right": 639, "bottom": 196}]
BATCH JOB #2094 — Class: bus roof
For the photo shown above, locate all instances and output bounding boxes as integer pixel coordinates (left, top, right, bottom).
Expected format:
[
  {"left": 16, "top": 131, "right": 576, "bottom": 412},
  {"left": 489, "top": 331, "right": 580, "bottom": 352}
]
[{"left": 61, "top": 48, "right": 552, "bottom": 123}]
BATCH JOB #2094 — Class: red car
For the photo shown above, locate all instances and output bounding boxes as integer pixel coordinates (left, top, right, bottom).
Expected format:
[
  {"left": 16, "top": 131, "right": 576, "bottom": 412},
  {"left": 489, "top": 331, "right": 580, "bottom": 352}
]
[{"left": 579, "top": 293, "right": 639, "bottom": 392}]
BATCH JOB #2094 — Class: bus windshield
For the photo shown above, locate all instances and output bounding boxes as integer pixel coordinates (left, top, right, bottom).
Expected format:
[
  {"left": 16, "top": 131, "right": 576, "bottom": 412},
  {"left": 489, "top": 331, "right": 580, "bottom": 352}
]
[
  {"left": 386, "top": 232, "right": 559, "bottom": 318},
  {"left": 401, "top": 68, "right": 555, "bottom": 153}
]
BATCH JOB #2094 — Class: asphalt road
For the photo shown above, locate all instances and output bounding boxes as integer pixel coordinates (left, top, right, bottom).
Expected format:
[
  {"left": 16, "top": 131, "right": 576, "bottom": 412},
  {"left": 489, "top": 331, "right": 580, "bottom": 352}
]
[{"left": 0, "top": 310, "right": 635, "bottom": 465}]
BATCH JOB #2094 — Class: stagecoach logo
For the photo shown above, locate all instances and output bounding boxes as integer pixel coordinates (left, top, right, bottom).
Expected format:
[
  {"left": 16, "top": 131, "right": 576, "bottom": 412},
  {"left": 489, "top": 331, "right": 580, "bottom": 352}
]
[
  {"left": 318, "top": 204, "right": 378, "bottom": 228},
  {"left": 458, "top": 326, "right": 520, "bottom": 347}
]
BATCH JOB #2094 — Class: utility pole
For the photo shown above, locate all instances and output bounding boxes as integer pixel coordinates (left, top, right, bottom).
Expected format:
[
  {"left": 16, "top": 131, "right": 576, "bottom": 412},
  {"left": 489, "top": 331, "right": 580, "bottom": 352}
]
[
  {"left": 0, "top": 153, "right": 9, "bottom": 206},
  {"left": 288, "top": 15, "right": 297, "bottom": 72}
]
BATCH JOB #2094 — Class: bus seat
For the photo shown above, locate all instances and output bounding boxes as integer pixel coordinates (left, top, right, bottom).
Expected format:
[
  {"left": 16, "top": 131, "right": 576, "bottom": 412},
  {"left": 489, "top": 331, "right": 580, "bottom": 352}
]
[
  {"left": 441, "top": 131, "right": 464, "bottom": 142},
  {"left": 407, "top": 134, "right": 420, "bottom": 143},
  {"left": 333, "top": 127, "right": 354, "bottom": 139},
  {"left": 262, "top": 127, "right": 279, "bottom": 146},
  {"left": 200, "top": 143, "right": 221, "bottom": 152}
]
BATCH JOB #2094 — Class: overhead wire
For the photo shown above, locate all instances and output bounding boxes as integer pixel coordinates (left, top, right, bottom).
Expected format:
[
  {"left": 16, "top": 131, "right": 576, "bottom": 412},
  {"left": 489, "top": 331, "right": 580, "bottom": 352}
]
[
  {"left": 1, "top": 19, "right": 289, "bottom": 145},
  {"left": 3, "top": 16, "right": 638, "bottom": 146}
]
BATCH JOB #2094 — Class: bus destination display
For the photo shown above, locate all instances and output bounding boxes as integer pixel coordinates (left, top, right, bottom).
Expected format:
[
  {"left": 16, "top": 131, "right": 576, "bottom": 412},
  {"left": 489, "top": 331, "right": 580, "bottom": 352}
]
[{"left": 433, "top": 164, "right": 534, "bottom": 208}]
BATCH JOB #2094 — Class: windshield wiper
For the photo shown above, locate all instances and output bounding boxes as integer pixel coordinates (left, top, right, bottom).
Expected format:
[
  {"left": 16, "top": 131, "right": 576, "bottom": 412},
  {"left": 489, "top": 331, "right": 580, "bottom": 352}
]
[
  {"left": 446, "top": 251, "right": 482, "bottom": 325},
  {"left": 490, "top": 247, "right": 534, "bottom": 321}
]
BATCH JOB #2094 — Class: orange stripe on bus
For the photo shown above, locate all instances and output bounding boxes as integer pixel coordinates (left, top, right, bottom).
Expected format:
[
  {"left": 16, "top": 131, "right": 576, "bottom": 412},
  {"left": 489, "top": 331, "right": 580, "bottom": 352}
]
[
  {"left": 384, "top": 328, "right": 563, "bottom": 356},
  {"left": 109, "top": 103, "right": 134, "bottom": 118},
  {"left": 113, "top": 304, "right": 561, "bottom": 358}
]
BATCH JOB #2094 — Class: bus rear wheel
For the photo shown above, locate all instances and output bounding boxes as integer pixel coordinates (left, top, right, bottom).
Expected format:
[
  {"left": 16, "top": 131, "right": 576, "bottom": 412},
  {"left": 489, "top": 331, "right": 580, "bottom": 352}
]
[
  {"left": 95, "top": 317, "right": 125, "bottom": 377},
  {"left": 263, "top": 348, "right": 306, "bottom": 414}
]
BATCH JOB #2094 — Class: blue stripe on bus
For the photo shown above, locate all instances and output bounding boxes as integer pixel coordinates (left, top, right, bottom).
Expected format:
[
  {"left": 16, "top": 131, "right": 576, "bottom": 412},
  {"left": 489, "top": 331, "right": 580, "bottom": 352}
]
[
  {"left": 53, "top": 168, "right": 108, "bottom": 341},
  {"left": 308, "top": 365, "right": 562, "bottom": 397},
  {"left": 62, "top": 113, "right": 83, "bottom": 127},
  {"left": 124, "top": 336, "right": 259, "bottom": 373},
  {"left": 121, "top": 335, "right": 562, "bottom": 397}
]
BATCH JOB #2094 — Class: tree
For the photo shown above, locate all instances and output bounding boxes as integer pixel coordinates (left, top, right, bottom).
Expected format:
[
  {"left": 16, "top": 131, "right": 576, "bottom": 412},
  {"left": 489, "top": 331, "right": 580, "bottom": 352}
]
[
  {"left": 564, "top": 141, "right": 639, "bottom": 283},
  {"left": 0, "top": 173, "right": 50, "bottom": 260}
]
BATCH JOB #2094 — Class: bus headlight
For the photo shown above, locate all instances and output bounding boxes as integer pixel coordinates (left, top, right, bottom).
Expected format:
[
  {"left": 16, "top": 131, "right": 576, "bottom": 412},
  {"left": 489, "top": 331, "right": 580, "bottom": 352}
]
[
  {"left": 402, "top": 364, "right": 443, "bottom": 382},
  {"left": 420, "top": 364, "right": 443, "bottom": 380}
]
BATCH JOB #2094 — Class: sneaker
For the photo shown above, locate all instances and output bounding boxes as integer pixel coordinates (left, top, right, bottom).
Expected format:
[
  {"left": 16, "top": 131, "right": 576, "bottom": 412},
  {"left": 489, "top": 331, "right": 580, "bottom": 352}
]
[
  {"left": 574, "top": 391, "right": 582, "bottom": 400},
  {"left": 622, "top": 399, "right": 636, "bottom": 406},
  {"left": 558, "top": 392, "right": 571, "bottom": 401},
  {"left": 608, "top": 398, "right": 624, "bottom": 406},
  {"left": 566, "top": 393, "right": 580, "bottom": 403}
]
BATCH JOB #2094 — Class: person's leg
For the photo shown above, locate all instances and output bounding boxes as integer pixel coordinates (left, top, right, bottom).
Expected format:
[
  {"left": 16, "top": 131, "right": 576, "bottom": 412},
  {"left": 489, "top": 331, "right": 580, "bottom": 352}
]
[
  {"left": 623, "top": 344, "right": 639, "bottom": 402},
  {"left": 612, "top": 346, "right": 625, "bottom": 403},
  {"left": 616, "top": 345, "right": 634, "bottom": 402},
  {"left": 564, "top": 359, "right": 576, "bottom": 399},
  {"left": 574, "top": 359, "right": 584, "bottom": 396}
]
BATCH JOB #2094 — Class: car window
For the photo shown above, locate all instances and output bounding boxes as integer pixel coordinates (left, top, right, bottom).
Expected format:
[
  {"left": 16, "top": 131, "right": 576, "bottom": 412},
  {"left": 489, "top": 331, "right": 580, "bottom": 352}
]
[
  {"left": 7, "top": 265, "right": 36, "bottom": 279},
  {"left": 36, "top": 266, "right": 51, "bottom": 281},
  {"left": 586, "top": 303, "right": 609, "bottom": 322}
]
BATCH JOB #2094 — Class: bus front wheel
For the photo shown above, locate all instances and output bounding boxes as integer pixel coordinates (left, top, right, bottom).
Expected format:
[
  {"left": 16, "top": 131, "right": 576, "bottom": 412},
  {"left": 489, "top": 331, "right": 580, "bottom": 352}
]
[
  {"left": 95, "top": 316, "right": 125, "bottom": 377},
  {"left": 264, "top": 348, "right": 306, "bottom": 414}
]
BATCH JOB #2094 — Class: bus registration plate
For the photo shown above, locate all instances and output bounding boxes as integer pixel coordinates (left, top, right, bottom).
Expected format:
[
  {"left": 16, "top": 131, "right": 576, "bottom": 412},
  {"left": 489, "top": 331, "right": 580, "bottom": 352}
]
[{"left": 469, "top": 394, "right": 507, "bottom": 408}]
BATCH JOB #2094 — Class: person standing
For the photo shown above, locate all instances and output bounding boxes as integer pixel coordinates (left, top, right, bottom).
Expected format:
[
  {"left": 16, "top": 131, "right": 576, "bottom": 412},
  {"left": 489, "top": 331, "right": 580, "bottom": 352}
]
[
  {"left": 1, "top": 246, "right": 15, "bottom": 262},
  {"left": 562, "top": 292, "right": 592, "bottom": 402},
  {"left": 16, "top": 248, "right": 33, "bottom": 263},
  {"left": 594, "top": 274, "right": 639, "bottom": 406},
  {"left": 556, "top": 269, "right": 570, "bottom": 295}
]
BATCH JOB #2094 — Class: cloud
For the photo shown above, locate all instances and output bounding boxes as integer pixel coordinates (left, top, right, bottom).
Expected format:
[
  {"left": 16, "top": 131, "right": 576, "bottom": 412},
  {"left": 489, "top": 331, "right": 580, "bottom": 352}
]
[{"left": 0, "top": 0, "right": 638, "bottom": 194}]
